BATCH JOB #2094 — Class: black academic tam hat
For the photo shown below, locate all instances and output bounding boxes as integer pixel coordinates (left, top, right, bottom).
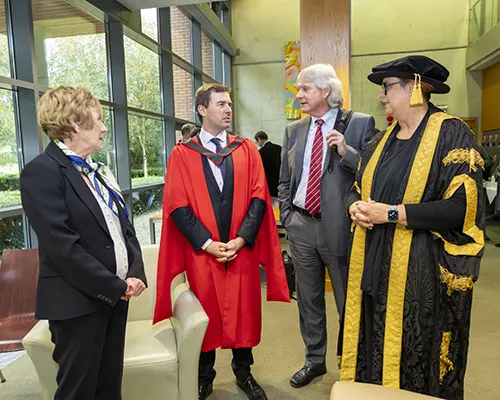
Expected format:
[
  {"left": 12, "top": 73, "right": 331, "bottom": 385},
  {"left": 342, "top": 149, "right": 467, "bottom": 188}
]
[{"left": 367, "top": 55, "right": 450, "bottom": 94}]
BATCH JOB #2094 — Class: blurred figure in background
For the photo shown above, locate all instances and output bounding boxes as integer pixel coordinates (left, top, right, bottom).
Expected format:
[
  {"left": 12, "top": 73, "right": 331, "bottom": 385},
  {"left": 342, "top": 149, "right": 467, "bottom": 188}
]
[{"left": 254, "top": 131, "right": 282, "bottom": 198}]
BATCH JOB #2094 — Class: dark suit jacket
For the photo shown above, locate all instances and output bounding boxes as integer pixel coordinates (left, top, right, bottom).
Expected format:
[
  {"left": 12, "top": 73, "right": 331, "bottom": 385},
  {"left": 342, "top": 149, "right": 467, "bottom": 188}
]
[
  {"left": 279, "top": 110, "right": 375, "bottom": 257},
  {"left": 20, "top": 141, "right": 146, "bottom": 321},
  {"left": 259, "top": 142, "right": 282, "bottom": 197}
]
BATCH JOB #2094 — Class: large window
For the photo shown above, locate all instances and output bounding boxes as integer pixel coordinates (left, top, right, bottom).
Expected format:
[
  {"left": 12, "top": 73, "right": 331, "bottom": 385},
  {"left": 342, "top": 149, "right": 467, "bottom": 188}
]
[
  {"left": 33, "top": 0, "right": 109, "bottom": 100},
  {"left": 128, "top": 114, "right": 164, "bottom": 188},
  {"left": 124, "top": 36, "right": 161, "bottom": 113},
  {"left": 0, "top": 0, "right": 231, "bottom": 252},
  {"left": 173, "top": 65, "right": 194, "bottom": 121}
]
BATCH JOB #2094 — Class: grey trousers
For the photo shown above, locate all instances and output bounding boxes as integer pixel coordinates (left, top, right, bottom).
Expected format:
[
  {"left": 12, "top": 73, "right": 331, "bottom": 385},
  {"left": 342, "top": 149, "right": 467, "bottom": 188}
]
[{"left": 286, "top": 212, "right": 348, "bottom": 366}]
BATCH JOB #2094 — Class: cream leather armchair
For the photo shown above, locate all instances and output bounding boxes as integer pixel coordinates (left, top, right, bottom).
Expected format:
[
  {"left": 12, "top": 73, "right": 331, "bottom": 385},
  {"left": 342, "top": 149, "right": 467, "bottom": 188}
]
[
  {"left": 22, "top": 245, "right": 209, "bottom": 400},
  {"left": 331, "top": 381, "right": 438, "bottom": 399}
]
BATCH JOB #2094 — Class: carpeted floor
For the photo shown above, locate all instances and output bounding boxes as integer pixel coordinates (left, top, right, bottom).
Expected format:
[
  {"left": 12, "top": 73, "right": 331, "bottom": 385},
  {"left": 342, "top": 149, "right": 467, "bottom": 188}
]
[{"left": 2, "top": 234, "right": 500, "bottom": 399}]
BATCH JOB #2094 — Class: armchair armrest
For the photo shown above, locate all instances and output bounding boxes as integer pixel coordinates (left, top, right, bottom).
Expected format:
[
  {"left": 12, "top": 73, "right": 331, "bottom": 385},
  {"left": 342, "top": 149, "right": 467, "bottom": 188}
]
[
  {"left": 22, "top": 320, "right": 57, "bottom": 400},
  {"left": 167, "top": 273, "right": 209, "bottom": 400}
]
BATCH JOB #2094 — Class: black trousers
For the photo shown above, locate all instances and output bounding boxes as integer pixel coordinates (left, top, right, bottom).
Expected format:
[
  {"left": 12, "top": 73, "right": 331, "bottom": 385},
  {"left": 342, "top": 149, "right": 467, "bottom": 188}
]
[
  {"left": 199, "top": 348, "right": 254, "bottom": 384},
  {"left": 48, "top": 300, "right": 128, "bottom": 400}
]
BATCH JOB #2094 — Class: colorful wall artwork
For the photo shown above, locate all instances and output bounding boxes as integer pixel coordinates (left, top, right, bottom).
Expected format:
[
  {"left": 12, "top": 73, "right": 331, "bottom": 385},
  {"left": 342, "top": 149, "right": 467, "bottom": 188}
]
[{"left": 285, "top": 41, "right": 301, "bottom": 120}]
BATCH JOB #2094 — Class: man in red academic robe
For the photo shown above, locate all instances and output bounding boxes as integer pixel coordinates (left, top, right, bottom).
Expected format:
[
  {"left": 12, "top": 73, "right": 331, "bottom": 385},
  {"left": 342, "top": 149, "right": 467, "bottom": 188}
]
[{"left": 154, "top": 83, "right": 290, "bottom": 400}]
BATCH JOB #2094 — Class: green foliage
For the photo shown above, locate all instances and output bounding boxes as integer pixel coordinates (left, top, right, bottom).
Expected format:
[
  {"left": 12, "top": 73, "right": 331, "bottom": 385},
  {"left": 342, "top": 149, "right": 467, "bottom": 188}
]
[
  {"left": 0, "top": 174, "right": 20, "bottom": 191},
  {"left": 0, "top": 190, "right": 21, "bottom": 208},
  {"left": 0, "top": 216, "right": 25, "bottom": 258},
  {"left": 131, "top": 176, "right": 164, "bottom": 187},
  {"left": 131, "top": 167, "right": 163, "bottom": 178}
]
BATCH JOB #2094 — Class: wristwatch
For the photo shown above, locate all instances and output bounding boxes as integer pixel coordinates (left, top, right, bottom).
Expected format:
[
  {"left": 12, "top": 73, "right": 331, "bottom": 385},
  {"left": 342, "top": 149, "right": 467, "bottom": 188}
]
[{"left": 388, "top": 205, "right": 399, "bottom": 223}]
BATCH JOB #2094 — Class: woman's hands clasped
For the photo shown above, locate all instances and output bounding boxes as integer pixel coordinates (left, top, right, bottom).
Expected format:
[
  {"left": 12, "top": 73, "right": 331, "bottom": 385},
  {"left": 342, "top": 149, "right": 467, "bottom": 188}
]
[
  {"left": 121, "top": 277, "right": 147, "bottom": 301},
  {"left": 349, "top": 198, "right": 394, "bottom": 229}
]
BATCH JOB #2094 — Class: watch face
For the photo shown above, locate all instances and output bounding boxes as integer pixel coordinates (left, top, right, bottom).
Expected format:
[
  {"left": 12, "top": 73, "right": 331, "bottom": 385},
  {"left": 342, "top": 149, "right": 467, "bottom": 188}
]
[{"left": 388, "top": 209, "right": 398, "bottom": 220}]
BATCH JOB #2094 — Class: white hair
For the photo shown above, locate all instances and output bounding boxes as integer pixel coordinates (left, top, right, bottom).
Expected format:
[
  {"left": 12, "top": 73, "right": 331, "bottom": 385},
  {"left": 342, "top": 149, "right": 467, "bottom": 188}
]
[{"left": 297, "top": 63, "right": 344, "bottom": 109}]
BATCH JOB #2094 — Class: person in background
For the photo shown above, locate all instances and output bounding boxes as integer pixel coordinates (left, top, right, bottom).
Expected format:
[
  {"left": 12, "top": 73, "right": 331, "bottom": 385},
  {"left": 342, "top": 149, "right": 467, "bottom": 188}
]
[
  {"left": 190, "top": 127, "right": 201, "bottom": 139},
  {"left": 278, "top": 63, "right": 375, "bottom": 388},
  {"left": 342, "top": 55, "right": 484, "bottom": 400},
  {"left": 254, "top": 131, "right": 282, "bottom": 198},
  {"left": 20, "top": 86, "right": 147, "bottom": 400},
  {"left": 180, "top": 123, "right": 196, "bottom": 142},
  {"left": 154, "top": 83, "right": 290, "bottom": 400}
]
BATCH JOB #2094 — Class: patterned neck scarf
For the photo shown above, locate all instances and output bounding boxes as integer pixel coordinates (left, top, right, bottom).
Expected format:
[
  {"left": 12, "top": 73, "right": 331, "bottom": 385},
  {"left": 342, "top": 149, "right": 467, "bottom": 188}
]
[{"left": 55, "top": 139, "right": 129, "bottom": 217}]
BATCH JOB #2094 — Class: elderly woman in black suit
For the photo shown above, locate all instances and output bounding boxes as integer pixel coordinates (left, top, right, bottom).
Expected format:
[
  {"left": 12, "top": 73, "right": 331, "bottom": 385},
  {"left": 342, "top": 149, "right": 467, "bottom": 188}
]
[{"left": 20, "top": 86, "right": 147, "bottom": 400}]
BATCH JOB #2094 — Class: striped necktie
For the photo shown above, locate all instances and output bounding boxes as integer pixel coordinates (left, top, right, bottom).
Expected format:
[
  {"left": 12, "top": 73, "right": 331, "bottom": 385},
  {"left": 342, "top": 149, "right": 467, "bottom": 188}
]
[
  {"left": 304, "top": 119, "right": 324, "bottom": 216},
  {"left": 211, "top": 137, "right": 227, "bottom": 181}
]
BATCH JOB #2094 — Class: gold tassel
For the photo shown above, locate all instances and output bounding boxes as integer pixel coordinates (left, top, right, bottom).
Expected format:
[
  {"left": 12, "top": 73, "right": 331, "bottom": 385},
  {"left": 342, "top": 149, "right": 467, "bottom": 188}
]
[{"left": 410, "top": 73, "right": 423, "bottom": 106}]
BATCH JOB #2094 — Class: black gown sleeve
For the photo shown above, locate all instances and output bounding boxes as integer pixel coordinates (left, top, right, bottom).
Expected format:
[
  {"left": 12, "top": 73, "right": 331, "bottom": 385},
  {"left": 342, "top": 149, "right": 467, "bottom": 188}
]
[
  {"left": 236, "top": 198, "right": 267, "bottom": 248},
  {"left": 405, "top": 186, "right": 466, "bottom": 230},
  {"left": 170, "top": 206, "right": 212, "bottom": 252}
]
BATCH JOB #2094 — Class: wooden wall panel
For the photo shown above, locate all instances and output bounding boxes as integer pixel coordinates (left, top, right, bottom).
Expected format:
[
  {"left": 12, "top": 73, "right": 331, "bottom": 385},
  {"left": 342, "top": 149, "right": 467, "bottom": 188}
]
[{"left": 300, "top": 0, "right": 350, "bottom": 107}]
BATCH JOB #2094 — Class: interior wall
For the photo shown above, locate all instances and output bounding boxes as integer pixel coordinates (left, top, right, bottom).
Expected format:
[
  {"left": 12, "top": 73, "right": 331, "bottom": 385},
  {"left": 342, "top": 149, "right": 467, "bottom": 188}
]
[
  {"left": 231, "top": 0, "right": 300, "bottom": 144},
  {"left": 231, "top": 0, "right": 481, "bottom": 141},
  {"left": 351, "top": 0, "right": 482, "bottom": 130},
  {"left": 482, "top": 61, "right": 500, "bottom": 132}
]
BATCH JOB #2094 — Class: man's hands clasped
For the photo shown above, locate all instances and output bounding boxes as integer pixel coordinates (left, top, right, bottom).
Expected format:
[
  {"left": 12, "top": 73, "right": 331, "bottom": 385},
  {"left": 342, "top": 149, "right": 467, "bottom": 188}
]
[{"left": 205, "top": 237, "right": 246, "bottom": 263}]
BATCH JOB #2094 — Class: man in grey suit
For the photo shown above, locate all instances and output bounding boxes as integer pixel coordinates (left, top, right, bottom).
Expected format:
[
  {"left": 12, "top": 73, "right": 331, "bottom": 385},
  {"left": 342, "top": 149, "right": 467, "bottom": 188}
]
[{"left": 278, "top": 63, "right": 375, "bottom": 388}]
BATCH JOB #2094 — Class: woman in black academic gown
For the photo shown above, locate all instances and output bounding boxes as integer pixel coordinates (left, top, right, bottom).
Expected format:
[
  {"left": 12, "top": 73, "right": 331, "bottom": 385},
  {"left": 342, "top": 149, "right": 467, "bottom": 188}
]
[{"left": 340, "top": 55, "right": 484, "bottom": 400}]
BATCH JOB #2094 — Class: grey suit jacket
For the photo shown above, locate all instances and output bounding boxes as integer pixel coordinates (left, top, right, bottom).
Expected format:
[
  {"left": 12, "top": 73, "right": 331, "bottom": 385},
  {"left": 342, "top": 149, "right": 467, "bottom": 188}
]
[{"left": 278, "top": 111, "right": 375, "bottom": 257}]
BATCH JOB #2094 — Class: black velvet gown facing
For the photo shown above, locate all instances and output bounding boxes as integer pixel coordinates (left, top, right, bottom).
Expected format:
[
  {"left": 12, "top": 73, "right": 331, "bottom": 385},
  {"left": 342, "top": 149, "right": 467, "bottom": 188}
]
[{"left": 342, "top": 105, "right": 485, "bottom": 400}]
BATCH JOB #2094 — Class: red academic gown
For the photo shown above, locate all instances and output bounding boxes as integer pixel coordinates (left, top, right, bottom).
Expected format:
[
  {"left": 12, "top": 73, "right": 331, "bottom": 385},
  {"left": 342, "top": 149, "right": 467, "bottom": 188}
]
[{"left": 154, "top": 135, "right": 290, "bottom": 352}]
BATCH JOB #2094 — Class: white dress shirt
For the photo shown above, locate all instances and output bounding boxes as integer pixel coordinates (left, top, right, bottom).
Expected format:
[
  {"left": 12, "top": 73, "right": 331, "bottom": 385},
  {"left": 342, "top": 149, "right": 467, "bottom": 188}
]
[
  {"left": 199, "top": 127, "right": 228, "bottom": 249},
  {"left": 84, "top": 178, "right": 129, "bottom": 280},
  {"left": 199, "top": 128, "right": 227, "bottom": 192},
  {"left": 293, "top": 108, "right": 338, "bottom": 209}
]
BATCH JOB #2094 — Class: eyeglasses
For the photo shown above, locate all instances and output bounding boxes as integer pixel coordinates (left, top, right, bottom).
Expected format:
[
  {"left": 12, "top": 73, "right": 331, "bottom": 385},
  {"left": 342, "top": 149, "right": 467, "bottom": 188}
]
[{"left": 381, "top": 81, "right": 404, "bottom": 95}]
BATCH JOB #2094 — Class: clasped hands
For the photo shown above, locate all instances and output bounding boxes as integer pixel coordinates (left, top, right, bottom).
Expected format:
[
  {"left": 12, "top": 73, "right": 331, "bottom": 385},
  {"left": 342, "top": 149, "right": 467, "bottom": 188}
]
[
  {"left": 205, "top": 237, "right": 246, "bottom": 263},
  {"left": 349, "top": 198, "right": 392, "bottom": 230},
  {"left": 121, "top": 277, "right": 146, "bottom": 301}
]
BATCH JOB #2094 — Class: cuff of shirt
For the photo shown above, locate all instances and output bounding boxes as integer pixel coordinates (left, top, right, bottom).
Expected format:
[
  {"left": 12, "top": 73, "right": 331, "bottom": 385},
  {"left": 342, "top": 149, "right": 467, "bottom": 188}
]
[{"left": 201, "top": 238, "right": 213, "bottom": 250}]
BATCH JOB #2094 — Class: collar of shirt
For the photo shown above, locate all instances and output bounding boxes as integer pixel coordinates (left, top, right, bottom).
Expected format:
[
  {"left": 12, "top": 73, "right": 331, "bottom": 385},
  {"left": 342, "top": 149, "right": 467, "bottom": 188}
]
[
  {"left": 200, "top": 127, "right": 227, "bottom": 149},
  {"left": 311, "top": 108, "right": 338, "bottom": 133}
]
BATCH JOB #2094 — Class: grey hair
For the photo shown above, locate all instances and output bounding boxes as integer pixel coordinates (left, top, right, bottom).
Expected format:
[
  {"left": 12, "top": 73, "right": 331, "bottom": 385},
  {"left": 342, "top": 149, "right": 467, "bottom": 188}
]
[{"left": 297, "top": 63, "right": 344, "bottom": 109}]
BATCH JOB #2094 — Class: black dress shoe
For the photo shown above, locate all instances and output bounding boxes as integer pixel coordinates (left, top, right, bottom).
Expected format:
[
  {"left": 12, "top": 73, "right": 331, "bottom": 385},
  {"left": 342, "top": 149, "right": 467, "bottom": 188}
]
[
  {"left": 290, "top": 363, "right": 327, "bottom": 388},
  {"left": 199, "top": 382, "right": 213, "bottom": 400},
  {"left": 236, "top": 375, "right": 268, "bottom": 400}
]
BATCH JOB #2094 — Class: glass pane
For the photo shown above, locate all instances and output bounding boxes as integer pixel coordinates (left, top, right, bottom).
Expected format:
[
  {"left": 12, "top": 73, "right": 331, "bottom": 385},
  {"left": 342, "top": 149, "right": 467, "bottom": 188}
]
[
  {"left": 91, "top": 107, "right": 115, "bottom": 174},
  {"left": 129, "top": 115, "right": 164, "bottom": 188},
  {"left": 175, "top": 130, "right": 183, "bottom": 143},
  {"left": 173, "top": 65, "right": 194, "bottom": 121},
  {"left": 33, "top": 0, "right": 109, "bottom": 100},
  {"left": 171, "top": 6, "right": 192, "bottom": 63},
  {"left": 0, "top": 215, "right": 25, "bottom": 259},
  {"left": 202, "top": 31, "right": 213, "bottom": 78},
  {"left": 131, "top": 187, "right": 164, "bottom": 246},
  {"left": 124, "top": 36, "right": 161, "bottom": 113},
  {"left": 141, "top": 8, "right": 158, "bottom": 41},
  {"left": 0, "top": 89, "right": 20, "bottom": 210},
  {"left": 0, "top": 3, "right": 10, "bottom": 77}
]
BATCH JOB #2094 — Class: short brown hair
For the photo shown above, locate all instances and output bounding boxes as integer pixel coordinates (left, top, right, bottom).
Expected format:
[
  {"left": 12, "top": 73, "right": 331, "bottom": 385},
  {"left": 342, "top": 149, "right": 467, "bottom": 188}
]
[
  {"left": 195, "top": 83, "right": 231, "bottom": 121},
  {"left": 37, "top": 86, "right": 101, "bottom": 141}
]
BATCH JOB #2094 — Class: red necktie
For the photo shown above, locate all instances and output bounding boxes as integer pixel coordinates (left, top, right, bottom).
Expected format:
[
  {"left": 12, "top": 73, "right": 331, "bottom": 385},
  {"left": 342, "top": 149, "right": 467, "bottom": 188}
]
[{"left": 305, "top": 119, "right": 324, "bottom": 216}]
